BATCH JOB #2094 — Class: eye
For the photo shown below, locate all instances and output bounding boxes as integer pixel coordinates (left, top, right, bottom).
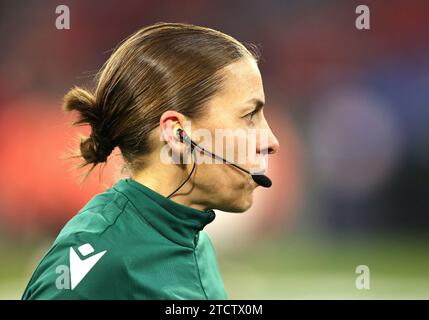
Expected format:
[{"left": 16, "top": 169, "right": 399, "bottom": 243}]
[{"left": 243, "top": 110, "right": 257, "bottom": 123}]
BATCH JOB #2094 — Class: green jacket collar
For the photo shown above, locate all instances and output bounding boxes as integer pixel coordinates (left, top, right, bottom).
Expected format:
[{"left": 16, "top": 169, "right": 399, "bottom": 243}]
[{"left": 113, "top": 178, "right": 216, "bottom": 248}]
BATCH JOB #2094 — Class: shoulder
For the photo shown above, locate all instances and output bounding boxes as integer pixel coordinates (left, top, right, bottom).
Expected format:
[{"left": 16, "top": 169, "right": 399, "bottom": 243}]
[
  {"left": 23, "top": 236, "right": 127, "bottom": 299},
  {"left": 55, "top": 187, "right": 129, "bottom": 242},
  {"left": 22, "top": 189, "right": 140, "bottom": 299}
]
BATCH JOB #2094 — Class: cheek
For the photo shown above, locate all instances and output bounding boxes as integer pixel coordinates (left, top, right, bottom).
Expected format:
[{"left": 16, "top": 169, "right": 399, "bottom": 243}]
[
  {"left": 196, "top": 163, "right": 254, "bottom": 212},
  {"left": 196, "top": 162, "right": 249, "bottom": 190}
]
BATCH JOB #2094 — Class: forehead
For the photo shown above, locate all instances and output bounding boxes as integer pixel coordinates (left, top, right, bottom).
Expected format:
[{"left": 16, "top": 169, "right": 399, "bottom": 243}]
[{"left": 210, "top": 57, "right": 265, "bottom": 108}]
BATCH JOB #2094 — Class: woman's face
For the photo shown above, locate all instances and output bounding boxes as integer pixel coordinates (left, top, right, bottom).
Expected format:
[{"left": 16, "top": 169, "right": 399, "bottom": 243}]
[{"left": 190, "top": 56, "right": 280, "bottom": 212}]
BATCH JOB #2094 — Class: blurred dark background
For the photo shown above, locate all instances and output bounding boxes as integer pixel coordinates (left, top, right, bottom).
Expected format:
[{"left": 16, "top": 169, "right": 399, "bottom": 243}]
[{"left": 0, "top": 0, "right": 428, "bottom": 299}]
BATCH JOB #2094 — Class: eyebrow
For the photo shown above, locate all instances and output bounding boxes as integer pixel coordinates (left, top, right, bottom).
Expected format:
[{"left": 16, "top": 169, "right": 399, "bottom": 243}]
[{"left": 247, "top": 98, "right": 265, "bottom": 112}]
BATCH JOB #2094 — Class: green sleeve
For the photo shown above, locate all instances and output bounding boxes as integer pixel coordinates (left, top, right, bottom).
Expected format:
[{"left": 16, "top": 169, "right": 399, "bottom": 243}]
[{"left": 22, "top": 232, "right": 129, "bottom": 300}]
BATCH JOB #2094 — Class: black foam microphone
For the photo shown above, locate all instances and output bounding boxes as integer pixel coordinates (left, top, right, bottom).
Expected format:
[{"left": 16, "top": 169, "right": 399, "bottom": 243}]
[{"left": 176, "top": 128, "right": 272, "bottom": 188}]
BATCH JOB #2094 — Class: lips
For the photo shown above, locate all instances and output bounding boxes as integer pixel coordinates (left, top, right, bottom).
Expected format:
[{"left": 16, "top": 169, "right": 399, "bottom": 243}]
[
  {"left": 249, "top": 156, "right": 267, "bottom": 175},
  {"left": 249, "top": 162, "right": 267, "bottom": 175}
]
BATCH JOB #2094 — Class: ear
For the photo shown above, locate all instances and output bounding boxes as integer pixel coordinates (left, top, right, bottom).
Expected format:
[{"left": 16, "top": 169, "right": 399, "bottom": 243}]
[{"left": 159, "top": 110, "right": 186, "bottom": 156}]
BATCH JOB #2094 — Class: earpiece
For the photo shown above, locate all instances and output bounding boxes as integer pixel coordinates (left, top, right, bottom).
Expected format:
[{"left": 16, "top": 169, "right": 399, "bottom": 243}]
[{"left": 176, "top": 128, "right": 185, "bottom": 142}]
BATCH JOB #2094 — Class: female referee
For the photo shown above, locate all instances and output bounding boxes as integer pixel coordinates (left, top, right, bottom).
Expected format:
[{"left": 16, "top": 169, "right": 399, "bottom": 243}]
[{"left": 22, "top": 22, "right": 279, "bottom": 300}]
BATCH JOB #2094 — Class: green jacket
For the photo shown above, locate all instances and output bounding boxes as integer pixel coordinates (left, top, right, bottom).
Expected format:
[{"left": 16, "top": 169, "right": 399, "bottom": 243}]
[{"left": 22, "top": 178, "right": 227, "bottom": 299}]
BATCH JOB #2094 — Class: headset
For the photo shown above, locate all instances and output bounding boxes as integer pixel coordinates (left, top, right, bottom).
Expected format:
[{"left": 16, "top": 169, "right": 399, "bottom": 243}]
[{"left": 167, "top": 128, "right": 272, "bottom": 198}]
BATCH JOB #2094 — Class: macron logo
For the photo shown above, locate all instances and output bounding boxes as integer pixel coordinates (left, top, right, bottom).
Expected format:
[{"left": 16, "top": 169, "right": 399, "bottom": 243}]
[{"left": 69, "top": 243, "right": 107, "bottom": 290}]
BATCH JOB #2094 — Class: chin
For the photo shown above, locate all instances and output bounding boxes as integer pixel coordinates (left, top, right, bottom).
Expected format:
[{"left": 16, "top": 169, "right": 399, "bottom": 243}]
[{"left": 217, "top": 193, "right": 254, "bottom": 213}]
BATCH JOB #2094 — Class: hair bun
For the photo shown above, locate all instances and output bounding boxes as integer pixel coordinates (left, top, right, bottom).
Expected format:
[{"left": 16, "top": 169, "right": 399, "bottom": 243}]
[
  {"left": 92, "top": 134, "right": 117, "bottom": 163},
  {"left": 63, "top": 86, "right": 97, "bottom": 124},
  {"left": 63, "top": 86, "right": 117, "bottom": 165}
]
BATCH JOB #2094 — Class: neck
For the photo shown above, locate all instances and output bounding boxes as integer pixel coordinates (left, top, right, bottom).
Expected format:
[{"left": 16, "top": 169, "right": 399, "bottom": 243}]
[{"left": 131, "top": 159, "right": 209, "bottom": 212}]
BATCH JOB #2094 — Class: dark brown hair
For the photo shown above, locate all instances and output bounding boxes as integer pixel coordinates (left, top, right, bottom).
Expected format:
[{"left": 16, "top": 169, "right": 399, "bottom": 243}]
[{"left": 64, "top": 22, "right": 260, "bottom": 180}]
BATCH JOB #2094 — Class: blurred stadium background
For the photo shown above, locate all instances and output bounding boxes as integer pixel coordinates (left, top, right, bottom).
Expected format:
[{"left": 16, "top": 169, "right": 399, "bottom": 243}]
[{"left": 1, "top": 0, "right": 429, "bottom": 299}]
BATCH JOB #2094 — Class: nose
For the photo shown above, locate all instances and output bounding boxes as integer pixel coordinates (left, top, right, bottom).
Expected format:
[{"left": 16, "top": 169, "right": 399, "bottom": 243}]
[
  {"left": 267, "top": 129, "right": 280, "bottom": 155},
  {"left": 257, "top": 124, "right": 280, "bottom": 155}
]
